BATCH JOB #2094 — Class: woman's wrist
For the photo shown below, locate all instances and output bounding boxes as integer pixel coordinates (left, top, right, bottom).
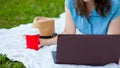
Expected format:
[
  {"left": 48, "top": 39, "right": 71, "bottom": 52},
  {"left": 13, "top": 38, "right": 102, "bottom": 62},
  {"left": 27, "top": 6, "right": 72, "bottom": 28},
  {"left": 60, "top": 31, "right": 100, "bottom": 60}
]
[
  {"left": 45, "top": 39, "right": 51, "bottom": 45},
  {"left": 47, "top": 36, "right": 57, "bottom": 45}
]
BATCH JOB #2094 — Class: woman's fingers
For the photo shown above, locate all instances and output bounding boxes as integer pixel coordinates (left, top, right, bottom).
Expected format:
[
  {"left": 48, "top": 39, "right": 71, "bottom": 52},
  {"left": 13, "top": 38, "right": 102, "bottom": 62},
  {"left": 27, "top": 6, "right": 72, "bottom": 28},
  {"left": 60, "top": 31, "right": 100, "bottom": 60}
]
[
  {"left": 38, "top": 41, "right": 45, "bottom": 48},
  {"left": 38, "top": 39, "right": 49, "bottom": 48},
  {"left": 38, "top": 44, "right": 43, "bottom": 48}
]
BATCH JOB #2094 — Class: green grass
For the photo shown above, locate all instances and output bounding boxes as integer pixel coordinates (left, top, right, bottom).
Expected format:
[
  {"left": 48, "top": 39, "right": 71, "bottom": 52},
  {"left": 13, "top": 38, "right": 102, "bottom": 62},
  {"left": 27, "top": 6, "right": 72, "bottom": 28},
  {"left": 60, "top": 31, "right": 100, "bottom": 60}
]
[
  {"left": 0, "top": 0, "right": 64, "bottom": 29},
  {"left": 0, "top": 0, "right": 64, "bottom": 67},
  {"left": 0, "top": 54, "right": 25, "bottom": 68}
]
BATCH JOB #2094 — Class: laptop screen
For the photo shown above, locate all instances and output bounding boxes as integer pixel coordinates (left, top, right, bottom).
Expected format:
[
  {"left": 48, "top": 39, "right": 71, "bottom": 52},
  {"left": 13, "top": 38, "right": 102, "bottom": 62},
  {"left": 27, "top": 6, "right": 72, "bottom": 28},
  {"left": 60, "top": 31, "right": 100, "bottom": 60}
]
[{"left": 55, "top": 34, "right": 120, "bottom": 66}]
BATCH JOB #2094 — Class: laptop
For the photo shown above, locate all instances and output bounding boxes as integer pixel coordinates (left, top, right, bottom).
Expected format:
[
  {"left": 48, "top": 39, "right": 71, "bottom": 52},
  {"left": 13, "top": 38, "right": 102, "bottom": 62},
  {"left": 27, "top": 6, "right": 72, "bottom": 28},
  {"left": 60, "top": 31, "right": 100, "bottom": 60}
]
[{"left": 52, "top": 34, "right": 120, "bottom": 66}]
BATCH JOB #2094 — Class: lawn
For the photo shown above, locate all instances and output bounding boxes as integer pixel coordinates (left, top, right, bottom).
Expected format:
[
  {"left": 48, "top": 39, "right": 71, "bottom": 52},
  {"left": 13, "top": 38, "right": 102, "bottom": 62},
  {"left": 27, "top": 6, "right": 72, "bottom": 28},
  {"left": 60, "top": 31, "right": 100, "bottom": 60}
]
[
  {"left": 0, "top": 54, "right": 25, "bottom": 68},
  {"left": 0, "top": 0, "right": 64, "bottom": 67},
  {"left": 0, "top": 0, "right": 64, "bottom": 29}
]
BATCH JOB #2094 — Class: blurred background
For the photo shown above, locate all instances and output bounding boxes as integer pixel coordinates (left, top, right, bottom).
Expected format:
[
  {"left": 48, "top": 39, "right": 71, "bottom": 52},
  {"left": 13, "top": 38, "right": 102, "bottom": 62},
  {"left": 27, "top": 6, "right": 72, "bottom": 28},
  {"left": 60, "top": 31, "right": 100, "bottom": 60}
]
[{"left": 0, "top": 0, "right": 64, "bottom": 28}]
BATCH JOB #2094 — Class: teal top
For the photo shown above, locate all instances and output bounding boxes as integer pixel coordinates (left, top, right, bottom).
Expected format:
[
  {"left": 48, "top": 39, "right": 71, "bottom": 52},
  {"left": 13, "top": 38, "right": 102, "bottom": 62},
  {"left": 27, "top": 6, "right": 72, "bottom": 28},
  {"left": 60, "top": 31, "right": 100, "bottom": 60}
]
[{"left": 65, "top": 0, "right": 120, "bottom": 34}]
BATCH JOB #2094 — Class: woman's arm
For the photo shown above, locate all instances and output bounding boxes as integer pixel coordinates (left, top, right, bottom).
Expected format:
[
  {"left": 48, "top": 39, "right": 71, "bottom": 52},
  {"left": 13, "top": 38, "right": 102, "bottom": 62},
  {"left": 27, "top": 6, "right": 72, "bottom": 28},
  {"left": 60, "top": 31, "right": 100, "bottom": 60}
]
[
  {"left": 107, "top": 16, "right": 120, "bottom": 34},
  {"left": 39, "top": 7, "right": 76, "bottom": 47},
  {"left": 107, "top": 16, "right": 120, "bottom": 64}
]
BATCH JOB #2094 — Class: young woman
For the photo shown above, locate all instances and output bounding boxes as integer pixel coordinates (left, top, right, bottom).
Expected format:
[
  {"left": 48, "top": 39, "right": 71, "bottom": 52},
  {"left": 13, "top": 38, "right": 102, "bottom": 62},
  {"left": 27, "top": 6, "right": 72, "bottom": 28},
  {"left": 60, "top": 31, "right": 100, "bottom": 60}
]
[
  {"left": 39, "top": 0, "right": 120, "bottom": 46},
  {"left": 38, "top": 0, "right": 120, "bottom": 63}
]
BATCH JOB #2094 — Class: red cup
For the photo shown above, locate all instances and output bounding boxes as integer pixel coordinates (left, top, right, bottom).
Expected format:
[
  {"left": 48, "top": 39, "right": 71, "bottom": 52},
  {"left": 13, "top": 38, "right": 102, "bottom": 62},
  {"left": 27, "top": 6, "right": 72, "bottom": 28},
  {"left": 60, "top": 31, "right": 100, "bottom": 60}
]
[{"left": 25, "top": 28, "right": 40, "bottom": 50}]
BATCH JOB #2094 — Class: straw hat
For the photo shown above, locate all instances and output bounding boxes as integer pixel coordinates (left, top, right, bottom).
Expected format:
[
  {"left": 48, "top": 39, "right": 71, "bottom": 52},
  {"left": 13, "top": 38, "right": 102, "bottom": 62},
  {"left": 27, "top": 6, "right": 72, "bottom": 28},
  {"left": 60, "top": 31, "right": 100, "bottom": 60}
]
[{"left": 32, "top": 16, "right": 57, "bottom": 39}]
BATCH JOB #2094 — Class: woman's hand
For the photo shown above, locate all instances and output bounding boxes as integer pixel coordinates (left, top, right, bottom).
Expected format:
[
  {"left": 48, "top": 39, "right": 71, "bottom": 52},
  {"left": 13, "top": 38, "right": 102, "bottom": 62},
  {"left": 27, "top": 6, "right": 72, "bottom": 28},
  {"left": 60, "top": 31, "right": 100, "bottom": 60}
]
[{"left": 38, "top": 39, "right": 50, "bottom": 48}]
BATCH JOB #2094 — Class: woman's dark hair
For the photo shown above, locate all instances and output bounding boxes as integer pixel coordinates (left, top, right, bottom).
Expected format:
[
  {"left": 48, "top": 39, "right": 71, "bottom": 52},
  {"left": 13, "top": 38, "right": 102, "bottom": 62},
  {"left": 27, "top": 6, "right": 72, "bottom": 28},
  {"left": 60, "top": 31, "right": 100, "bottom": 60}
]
[{"left": 74, "top": 0, "right": 111, "bottom": 18}]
